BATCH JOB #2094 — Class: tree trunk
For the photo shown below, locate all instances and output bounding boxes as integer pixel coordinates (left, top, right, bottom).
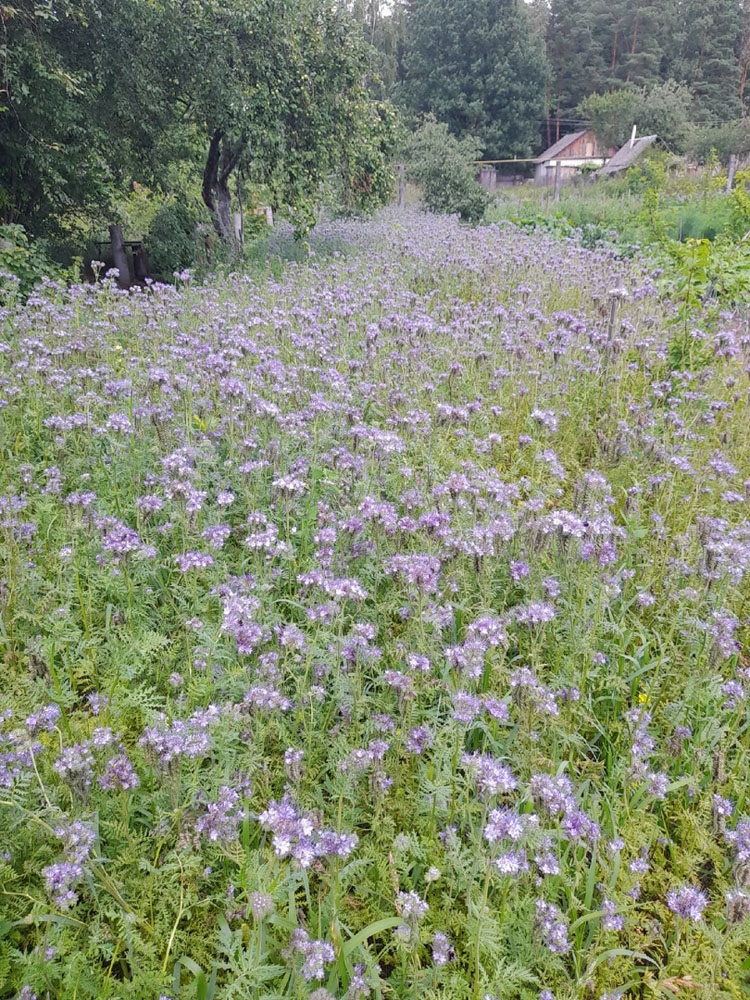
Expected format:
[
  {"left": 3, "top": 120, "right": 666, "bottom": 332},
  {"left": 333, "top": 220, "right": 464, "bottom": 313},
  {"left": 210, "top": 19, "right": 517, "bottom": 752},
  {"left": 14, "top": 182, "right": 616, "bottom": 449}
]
[
  {"left": 235, "top": 169, "right": 244, "bottom": 249},
  {"left": 610, "top": 28, "right": 619, "bottom": 78},
  {"left": 740, "top": 23, "right": 750, "bottom": 106},
  {"left": 216, "top": 176, "right": 233, "bottom": 245},
  {"left": 202, "top": 130, "right": 244, "bottom": 252},
  {"left": 202, "top": 130, "right": 224, "bottom": 240},
  {"left": 109, "top": 224, "right": 131, "bottom": 289}
]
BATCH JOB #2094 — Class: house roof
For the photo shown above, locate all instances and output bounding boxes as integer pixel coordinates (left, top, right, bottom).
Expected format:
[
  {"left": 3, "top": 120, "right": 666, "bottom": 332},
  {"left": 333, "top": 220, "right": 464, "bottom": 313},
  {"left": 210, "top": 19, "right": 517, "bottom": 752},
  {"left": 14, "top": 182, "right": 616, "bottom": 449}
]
[
  {"left": 598, "top": 135, "right": 658, "bottom": 175},
  {"left": 534, "top": 130, "right": 589, "bottom": 163}
]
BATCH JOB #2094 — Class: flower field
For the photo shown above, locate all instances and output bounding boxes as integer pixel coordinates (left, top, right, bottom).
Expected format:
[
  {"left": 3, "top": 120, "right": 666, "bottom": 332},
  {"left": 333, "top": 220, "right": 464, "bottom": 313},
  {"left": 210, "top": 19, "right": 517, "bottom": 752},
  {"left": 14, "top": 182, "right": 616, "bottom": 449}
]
[{"left": 2, "top": 212, "right": 750, "bottom": 1000}]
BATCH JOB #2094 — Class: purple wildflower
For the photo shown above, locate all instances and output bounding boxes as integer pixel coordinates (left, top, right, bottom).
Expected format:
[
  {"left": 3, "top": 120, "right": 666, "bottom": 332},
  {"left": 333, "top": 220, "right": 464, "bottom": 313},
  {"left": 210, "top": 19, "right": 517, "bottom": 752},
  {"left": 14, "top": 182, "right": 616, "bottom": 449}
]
[
  {"left": 196, "top": 786, "right": 244, "bottom": 843},
  {"left": 283, "top": 928, "right": 335, "bottom": 981},
  {"left": 666, "top": 885, "right": 708, "bottom": 921},
  {"left": 535, "top": 899, "right": 570, "bottom": 953},
  {"left": 431, "top": 931, "right": 453, "bottom": 965}
]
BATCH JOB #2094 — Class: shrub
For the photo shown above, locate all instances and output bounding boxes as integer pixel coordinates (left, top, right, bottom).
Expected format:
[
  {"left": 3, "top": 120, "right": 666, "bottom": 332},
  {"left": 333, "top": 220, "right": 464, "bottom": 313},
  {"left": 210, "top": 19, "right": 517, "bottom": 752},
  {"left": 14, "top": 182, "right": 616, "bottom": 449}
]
[
  {"left": 146, "top": 201, "right": 198, "bottom": 278},
  {"left": 406, "top": 118, "right": 489, "bottom": 222},
  {"left": 686, "top": 121, "right": 750, "bottom": 165},
  {"left": 0, "top": 224, "right": 65, "bottom": 301},
  {"left": 726, "top": 169, "right": 750, "bottom": 240},
  {"left": 579, "top": 80, "right": 691, "bottom": 153}
]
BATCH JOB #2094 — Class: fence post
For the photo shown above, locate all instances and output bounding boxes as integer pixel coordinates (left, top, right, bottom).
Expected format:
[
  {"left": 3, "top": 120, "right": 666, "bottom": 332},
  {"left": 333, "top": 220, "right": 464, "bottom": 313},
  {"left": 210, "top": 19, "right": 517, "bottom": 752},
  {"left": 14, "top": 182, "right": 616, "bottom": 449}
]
[
  {"left": 726, "top": 153, "right": 738, "bottom": 194},
  {"left": 553, "top": 161, "right": 561, "bottom": 203},
  {"left": 398, "top": 163, "right": 405, "bottom": 208}
]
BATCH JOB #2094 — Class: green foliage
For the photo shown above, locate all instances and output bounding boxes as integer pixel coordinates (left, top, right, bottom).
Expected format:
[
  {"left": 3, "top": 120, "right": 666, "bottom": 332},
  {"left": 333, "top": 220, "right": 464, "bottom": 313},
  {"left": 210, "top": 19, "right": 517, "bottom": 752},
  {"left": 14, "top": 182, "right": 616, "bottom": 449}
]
[
  {"left": 489, "top": 181, "right": 653, "bottom": 250},
  {"left": 350, "top": 0, "right": 410, "bottom": 98},
  {"left": 333, "top": 101, "right": 401, "bottom": 217},
  {"left": 636, "top": 81, "right": 692, "bottom": 151},
  {"left": 634, "top": 179, "right": 750, "bottom": 314},
  {"left": 660, "top": 234, "right": 750, "bottom": 311},
  {"left": 507, "top": 212, "right": 625, "bottom": 255},
  {"left": 490, "top": 156, "right": 750, "bottom": 245},
  {"left": 578, "top": 90, "right": 641, "bottom": 151},
  {"left": 547, "top": 0, "right": 610, "bottom": 113},
  {"left": 0, "top": 224, "right": 69, "bottom": 300},
  {"left": 489, "top": 163, "right": 750, "bottom": 316},
  {"left": 685, "top": 121, "right": 750, "bottom": 166},
  {"left": 0, "top": 0, "right": 117, "bottom": 237},
  {"left": 406, "top": 119, "right": 489, "bottom": 221},
  {"left": 146, "top": 201, "right": 199, "bottom": 279},
  {"left": 121, "top": 0, "right": 401, "bottom": 242},
  {"left": 672, "top": 204, "right": 730, "bottom": 242},
  {"left": 548, "top": 0, "right": 681, "bottom": 112},
  {"left": 726, "top": 170, "right": 750, "bottom": 240},
  {"left": 672, "top": 0, "right": 744, "bottom": 121},
  {"left": 1, "top": 0, "right": 398, "bottom": 248},
  {"left": 579, "top": 81, "right": 691, "bottom": 153},
  {"left": 622, "top": 150, "right": 676, "bottom": 197},
  {"left": 401, "top": 0, "right": 548, "bottom": 159},
  {"left": 115, "top": 184, "right": 168, "bottom": 243}
]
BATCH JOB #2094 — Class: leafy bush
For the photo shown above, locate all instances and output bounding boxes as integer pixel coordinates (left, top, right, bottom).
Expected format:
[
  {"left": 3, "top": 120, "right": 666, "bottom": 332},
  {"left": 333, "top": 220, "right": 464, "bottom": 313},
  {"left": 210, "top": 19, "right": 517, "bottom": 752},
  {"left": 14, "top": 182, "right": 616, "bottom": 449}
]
[
  {"left": 406, "top": 118, "right": 489, "bottom": 222},
  {"left": 726, "top": 169, "right": 750, "bottom": 240},
  {"left": 623, "top": 150, "right": 675, "bottom": 196},
  {"left": 146, "top": 201, "right": 199, "bottom": 278},
  {"left": 660, "top": 235, "right": 750, "bottom": 311},
  {"left": 685, "top": 121, "right": 750, "bottom": 165},
  {"left": 0, "top": 224, "right": 66, "bottom": 301},
  {"left": 642, "top": 188, "right": 750, "bottom": 316},
  {"left": 579, "top": 80, "right": 692, "bottom": 152},
  {"left": 335, "top": 100, "right": 400, "bottom": 216}
]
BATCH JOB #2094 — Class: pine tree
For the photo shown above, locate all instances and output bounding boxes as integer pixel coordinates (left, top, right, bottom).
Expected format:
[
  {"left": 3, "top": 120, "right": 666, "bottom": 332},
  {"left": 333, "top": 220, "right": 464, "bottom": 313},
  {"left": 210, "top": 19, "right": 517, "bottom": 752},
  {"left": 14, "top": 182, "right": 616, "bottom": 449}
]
[
  {"left": 741, "top": 0, "right": 750, "bottom": 110},
  {"left": 402, "top": 0, "right": 548, "bottom": 158},
  {"left": 526, "top": 0, "right": 551, "bottom": 42},
  {"left": 619, "top": 1, "right": 670, "bottom": 88},
  {"left": 547, "top": 0, "right": 609, "bottom": 116},
  {"left": 675, "top": 0, "right": 742, "bottom": 120}
]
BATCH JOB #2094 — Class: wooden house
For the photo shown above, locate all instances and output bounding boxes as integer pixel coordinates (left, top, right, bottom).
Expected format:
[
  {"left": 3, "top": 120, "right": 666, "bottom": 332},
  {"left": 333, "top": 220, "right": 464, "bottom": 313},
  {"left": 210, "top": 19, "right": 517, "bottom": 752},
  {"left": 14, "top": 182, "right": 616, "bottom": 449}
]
[{"left": 533, "top": 130, "right": 610, "bottom": 186}]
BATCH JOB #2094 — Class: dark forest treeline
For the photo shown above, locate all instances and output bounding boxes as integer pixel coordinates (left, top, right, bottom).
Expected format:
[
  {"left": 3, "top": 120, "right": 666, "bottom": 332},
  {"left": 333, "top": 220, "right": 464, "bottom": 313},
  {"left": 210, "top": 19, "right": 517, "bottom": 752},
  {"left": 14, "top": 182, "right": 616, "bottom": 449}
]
[
  {"left": 359, "top": 0, "right": 750, "bottom": 157},
  {"left": 546, "top": 0, "right": 748, "bottom": 121}
]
